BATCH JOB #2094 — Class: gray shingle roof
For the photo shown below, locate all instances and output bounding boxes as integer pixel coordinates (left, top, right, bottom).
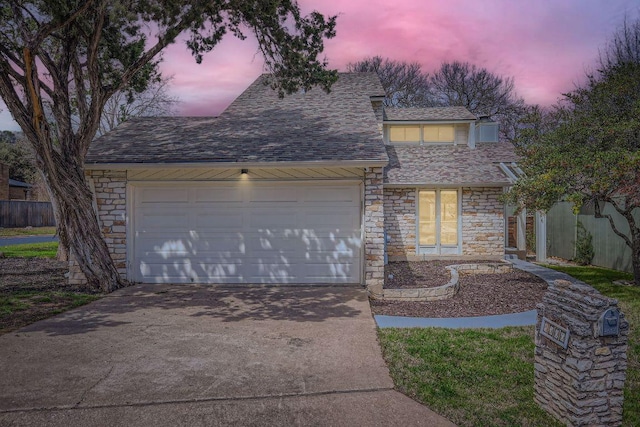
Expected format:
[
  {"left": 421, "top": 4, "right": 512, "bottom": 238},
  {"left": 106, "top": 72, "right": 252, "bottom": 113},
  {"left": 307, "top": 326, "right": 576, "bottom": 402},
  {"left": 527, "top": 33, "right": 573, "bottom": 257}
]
[
  {"left": 86, "top": 73, "right": 388, "bottom": 165},
  {"left": 384, "top": 106, "right": 477, "bottom": 121},
  {"left": 384, "top": 142, "right": 519, "bottom": 186}
]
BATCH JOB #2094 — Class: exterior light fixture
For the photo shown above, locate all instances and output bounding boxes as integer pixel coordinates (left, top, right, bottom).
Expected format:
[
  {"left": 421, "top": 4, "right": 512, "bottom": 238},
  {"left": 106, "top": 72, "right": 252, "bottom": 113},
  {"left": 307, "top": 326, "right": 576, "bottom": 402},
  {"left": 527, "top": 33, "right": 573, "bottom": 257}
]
[{"left": 241, "top": 168, "right": 248, "bottom": 175}]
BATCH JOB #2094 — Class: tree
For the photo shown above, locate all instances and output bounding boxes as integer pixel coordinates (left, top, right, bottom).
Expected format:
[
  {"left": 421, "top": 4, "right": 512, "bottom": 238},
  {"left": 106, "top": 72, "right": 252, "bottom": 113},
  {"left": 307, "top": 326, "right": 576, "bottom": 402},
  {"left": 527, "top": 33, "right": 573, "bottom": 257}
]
[
  {"left": 0, "top": 132, "right": 36, "bottom": 182},
  {"left": 346, "top": 56, "right": 434, "bottom": 107},
  {"left": 0, "top": 1, "right": 337, "bottom": 292},
  {"left": 507, "top": 19, "right": 640, "bottom": 285},
  {"left": 429, "top": 61, "right": 527, "bottom": 142},
  {"left": 98, "top": 75, "right": 179, "bottom": 135}
]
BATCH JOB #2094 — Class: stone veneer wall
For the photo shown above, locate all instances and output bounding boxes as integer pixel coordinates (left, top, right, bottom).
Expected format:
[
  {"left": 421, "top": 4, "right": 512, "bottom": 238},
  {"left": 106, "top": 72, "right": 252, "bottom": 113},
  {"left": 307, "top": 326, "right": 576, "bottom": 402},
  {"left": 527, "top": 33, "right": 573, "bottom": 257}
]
[
  {"left": 461, "top": 187, "right": 504, "bottom": 256},
  {"left": 384, "top": 187, "right": 505, "bottom": 258},
  {"left": 384, "top": 188, "right": 416, "bottom": 257},
  {"left": 68, "top": 170, "right": 128, "bottom": 285},
  {"left": 535, "top": 279, "right": 628, "bottom": 426},
  {"left": 364, "top": 167, "right": 385, "bottom": 297}
]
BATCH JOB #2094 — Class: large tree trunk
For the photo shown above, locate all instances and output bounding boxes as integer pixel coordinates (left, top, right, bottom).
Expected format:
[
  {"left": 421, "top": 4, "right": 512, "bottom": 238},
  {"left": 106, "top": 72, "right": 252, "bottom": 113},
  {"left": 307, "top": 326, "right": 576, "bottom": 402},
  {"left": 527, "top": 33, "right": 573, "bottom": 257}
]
[
  {"left": 632, "top": 240, "right": 640, "bottom": 287},
  {"left": 42, "top": 157, "right": 125, "bottom": 293}
]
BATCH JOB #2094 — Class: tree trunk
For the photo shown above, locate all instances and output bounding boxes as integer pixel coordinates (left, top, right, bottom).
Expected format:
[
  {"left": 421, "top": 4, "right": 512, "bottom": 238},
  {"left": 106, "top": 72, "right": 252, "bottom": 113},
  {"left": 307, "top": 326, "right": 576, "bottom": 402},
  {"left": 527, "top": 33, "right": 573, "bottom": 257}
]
[
  {"left": 42, "top": 157, "right": 125, "bottom": 293},
  {"left": 633, "top": 241, "right": 640, "bottom": 287}
]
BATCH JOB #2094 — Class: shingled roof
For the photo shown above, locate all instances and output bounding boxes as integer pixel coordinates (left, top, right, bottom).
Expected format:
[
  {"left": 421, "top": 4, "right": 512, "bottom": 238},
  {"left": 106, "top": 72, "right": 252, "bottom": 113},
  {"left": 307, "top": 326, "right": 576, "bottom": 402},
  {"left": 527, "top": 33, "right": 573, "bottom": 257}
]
[
  {"left": 384, "top": 106, "right": 477, "bottom": 121},
  {"left": 86, "top": 73, "right": 388, "bottom": 166},
  {"left": 384, "top": 142, "right": 518, "bottom": 186}
]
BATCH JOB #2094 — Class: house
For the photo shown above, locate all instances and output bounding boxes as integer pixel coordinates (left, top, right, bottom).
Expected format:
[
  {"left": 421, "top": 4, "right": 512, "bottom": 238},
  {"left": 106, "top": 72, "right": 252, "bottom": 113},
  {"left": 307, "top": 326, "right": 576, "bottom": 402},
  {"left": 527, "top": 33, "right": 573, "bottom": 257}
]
[
  {"left": 0, "top": 162, "right": 33, "bottom": 200},
  {"left": 78, "top": 73, "right": 518, "bottom": 297}
]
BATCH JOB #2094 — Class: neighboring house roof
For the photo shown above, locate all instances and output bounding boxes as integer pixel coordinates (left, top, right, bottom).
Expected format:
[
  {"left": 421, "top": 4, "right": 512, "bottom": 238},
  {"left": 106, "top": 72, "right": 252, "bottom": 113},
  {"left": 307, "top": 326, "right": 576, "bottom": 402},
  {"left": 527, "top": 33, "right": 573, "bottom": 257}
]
[
  {"left": 384, "top": 142, "right": 519, "bottom": 186},
  {"left": 86, "top": 73, "right": 388, "bottom": 166},
  {"left": 9, "top": 179, "right": 32, "bottom": 188},
  {"left": 384, "top": 106, "right": 477, "bottom": 121}
]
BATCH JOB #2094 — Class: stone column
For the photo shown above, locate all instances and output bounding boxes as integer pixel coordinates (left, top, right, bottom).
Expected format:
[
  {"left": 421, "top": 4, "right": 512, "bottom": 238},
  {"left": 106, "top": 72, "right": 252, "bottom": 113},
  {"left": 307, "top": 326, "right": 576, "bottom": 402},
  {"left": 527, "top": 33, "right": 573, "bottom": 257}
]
[
  {"left": 535, "top": 279, "right": 629, "bottom": 426},
  {"left": 364, "top": 167, "right": 385, "bottom": 298}
]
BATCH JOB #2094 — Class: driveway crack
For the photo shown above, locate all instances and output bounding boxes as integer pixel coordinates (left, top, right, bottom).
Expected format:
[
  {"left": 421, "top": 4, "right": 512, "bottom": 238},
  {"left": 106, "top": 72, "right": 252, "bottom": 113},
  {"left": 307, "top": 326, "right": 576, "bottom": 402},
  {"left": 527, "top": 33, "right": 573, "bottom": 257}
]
[{"left": 75, "top": 365, "right": 114, "bottom": 407}]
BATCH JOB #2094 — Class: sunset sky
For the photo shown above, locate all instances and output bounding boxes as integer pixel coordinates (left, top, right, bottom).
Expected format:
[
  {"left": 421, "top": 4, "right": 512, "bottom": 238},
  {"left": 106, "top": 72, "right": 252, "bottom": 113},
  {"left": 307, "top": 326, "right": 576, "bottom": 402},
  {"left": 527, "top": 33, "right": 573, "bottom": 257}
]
[{"left": 0, "top": 0, "right": 638, "bottom": 130}]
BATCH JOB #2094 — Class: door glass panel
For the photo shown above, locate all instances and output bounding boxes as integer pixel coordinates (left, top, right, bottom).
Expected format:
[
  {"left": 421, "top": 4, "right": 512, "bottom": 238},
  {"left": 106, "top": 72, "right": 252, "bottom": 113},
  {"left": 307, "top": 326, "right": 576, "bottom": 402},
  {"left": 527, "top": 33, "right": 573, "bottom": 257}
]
[
  {"left": 419, "top": 190, "right": 436, "bottom": 245},
  {"left": 440, "top": 190, "right": 458, "bottom": 245}
]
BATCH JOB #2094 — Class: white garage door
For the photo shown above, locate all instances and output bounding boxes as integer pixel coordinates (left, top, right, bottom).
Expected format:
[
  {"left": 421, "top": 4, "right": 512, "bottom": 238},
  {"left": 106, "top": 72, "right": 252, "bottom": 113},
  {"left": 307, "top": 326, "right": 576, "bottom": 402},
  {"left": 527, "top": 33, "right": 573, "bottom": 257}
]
[{"left": 131, "top": 182, "right": 362, "bottom": 284}]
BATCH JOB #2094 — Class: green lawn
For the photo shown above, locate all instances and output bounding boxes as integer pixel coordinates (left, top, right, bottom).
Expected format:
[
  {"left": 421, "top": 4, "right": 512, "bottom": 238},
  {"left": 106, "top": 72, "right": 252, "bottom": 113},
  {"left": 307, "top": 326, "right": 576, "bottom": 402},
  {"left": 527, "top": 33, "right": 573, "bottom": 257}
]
[
  {"left": 0, "top": 241, "right": 58, "bottom": 258},
  {"left": 0, "top": 227, "right": 56, "bottom": 237},
  {"left": 378, "top": 264, "right": 638, "bottom": 427}
]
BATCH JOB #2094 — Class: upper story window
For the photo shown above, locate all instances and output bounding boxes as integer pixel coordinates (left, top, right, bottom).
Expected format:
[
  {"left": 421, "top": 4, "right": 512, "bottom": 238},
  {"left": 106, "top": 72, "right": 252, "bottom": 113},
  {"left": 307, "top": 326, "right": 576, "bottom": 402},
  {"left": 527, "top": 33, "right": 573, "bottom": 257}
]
[
  {"left": 422, "top": 125, "right": 455, "bottom": 143},
  {"left": 389, "top": 125, "right": 421, "bottom": 143},
  {"left": 387, "top": 124, "right": 455, "bottom": 144}
]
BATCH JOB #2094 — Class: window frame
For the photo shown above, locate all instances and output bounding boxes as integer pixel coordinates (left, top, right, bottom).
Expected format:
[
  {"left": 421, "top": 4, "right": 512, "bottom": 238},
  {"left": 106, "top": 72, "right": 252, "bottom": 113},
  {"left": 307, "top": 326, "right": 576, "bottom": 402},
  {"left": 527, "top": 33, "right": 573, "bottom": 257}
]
[
  {"left": 416, "top": 188, "right": 462, "bottom": 255},
  {"left": 386, "top": 124, "right": 457, "bottom": 145}
]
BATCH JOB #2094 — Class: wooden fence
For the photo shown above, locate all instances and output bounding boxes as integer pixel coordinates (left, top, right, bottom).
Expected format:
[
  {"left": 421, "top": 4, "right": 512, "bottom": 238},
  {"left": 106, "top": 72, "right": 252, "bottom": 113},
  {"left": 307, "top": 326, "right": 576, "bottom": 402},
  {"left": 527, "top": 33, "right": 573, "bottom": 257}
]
[
  {"left": 0, "top": 200, "right": 56, "bottom": 228},
  {"left": 547, "top": 201, "right": 638, "bottom": 273}
]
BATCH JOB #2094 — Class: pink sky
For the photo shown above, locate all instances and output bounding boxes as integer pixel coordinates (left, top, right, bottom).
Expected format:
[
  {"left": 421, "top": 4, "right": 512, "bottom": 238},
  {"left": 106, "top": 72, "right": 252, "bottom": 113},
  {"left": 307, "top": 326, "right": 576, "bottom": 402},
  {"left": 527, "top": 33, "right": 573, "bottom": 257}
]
[
  {"left": 161, "top": 0, "right": 638, "bottom": 117},
  {"left": 1, "top": 0, "right": 638, "bottom": 129}
]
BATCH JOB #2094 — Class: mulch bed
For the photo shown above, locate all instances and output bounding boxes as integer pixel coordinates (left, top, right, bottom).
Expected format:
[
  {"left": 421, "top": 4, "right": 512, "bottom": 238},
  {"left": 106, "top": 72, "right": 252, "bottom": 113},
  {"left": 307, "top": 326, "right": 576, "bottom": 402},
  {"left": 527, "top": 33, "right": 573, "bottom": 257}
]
[
  {"left": 372, "top": 261, "right": 548, "bottom": 318},
  {"left": 385, "top": 260, "right": 498, "bottom": 289}
]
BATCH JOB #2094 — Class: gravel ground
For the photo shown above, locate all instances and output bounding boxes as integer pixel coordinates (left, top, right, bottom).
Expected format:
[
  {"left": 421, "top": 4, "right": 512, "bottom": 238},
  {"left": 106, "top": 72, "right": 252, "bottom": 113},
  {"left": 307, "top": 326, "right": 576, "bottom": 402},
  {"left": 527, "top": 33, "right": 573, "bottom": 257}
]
[
  {"left": 372, "top": 261, "right": 548, "bottom": 318},
  {"left": 0, "top": 258, "right": 92, "bottom": 293}
]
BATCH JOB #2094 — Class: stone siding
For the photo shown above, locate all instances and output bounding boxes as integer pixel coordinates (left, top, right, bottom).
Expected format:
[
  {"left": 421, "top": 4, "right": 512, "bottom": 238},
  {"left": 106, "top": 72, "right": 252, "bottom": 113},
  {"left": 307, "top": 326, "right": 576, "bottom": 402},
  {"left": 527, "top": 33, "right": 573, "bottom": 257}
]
[
  {"left": 461, "top": 187, "right": 504, "bottom": 256},
  {"left": 68, "top": 170, "right": 128, "bottom": 285},
  {"left": 364, "top": 167, "right": 385, "bottom": 297},
  {"left": 384, "top": 187, "right": 505, "bottom": 259},
  {"left": 535, "top": 279, "right": 629, "bottom": 426},
  {"left": 384, "top": 188, "right": 416, "bottom": 258}
]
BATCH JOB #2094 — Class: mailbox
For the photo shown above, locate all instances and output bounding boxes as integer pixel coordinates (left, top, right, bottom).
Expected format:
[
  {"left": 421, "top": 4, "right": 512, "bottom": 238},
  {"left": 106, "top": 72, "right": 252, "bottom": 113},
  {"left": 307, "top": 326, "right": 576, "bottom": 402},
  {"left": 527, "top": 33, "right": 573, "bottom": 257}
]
[{"left": 597, "top": 308, "right": 620, "bottom": 337}]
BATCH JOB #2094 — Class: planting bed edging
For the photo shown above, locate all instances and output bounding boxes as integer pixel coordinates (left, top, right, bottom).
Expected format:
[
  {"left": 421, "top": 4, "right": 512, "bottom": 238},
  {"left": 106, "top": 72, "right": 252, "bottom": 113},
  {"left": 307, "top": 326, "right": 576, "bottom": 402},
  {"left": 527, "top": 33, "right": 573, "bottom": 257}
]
[{"left": 380, "top": 262, "right": 512, "bottom": 302}]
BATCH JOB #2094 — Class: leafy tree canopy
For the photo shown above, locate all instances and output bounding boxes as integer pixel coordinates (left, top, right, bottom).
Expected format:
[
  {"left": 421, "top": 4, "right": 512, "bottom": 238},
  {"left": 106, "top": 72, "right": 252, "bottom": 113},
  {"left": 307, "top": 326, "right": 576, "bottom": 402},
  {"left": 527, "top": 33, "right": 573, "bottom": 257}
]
[{"left": 507, "top": 17, "right": 640, "bottom": 284}]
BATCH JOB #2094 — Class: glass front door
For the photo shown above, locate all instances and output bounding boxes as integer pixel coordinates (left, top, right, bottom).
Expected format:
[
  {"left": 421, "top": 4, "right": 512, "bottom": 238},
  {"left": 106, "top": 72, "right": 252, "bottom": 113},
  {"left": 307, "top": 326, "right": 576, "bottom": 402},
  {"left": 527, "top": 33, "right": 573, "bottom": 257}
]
[{"left": 418, "top": 189, "right": 459, "bottom": 254}]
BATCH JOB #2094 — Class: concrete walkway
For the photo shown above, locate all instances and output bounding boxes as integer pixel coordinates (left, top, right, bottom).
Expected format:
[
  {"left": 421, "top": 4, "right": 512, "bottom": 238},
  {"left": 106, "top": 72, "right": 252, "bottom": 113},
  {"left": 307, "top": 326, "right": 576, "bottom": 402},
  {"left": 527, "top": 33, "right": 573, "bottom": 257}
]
[
  {"left": 0, "top": 284, "right": 454, "bottom": 427},
  {"left": 375, "top": 259, "right": 574, "bottom": 329},
  {"left": 376, "top": 310, "right": 537, "bottom": 329}
]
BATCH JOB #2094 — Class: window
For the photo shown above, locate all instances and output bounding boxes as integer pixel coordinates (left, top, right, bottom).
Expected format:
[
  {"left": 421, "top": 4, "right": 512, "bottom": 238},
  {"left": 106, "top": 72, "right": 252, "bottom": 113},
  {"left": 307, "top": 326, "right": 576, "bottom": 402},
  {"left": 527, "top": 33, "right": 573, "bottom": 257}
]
[
  {"left": 422, "top": 125, "right": 455, "bottom": 143},
  {"left": 387, "top": 124, "right": 456, "bottom": 144},
  {"left": 389, "top": 125, "right": 420, "bottom": 143},
  {"left": 418, "top": 189, "right": 459, "bottom": 254}
]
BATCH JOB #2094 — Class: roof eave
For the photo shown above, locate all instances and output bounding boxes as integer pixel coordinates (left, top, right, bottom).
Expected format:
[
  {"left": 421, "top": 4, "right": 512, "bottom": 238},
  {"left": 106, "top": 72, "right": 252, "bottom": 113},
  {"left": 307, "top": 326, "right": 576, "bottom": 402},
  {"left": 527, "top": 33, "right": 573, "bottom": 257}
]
[
  {"left": 383, "top": 120, "right": 476, "bottom": 125},
  {"left": 85, "top": 159, "right": 389, "bottom": 171},
  {"left": 383, "top": 181, "right": 511, "bottom": 188}
]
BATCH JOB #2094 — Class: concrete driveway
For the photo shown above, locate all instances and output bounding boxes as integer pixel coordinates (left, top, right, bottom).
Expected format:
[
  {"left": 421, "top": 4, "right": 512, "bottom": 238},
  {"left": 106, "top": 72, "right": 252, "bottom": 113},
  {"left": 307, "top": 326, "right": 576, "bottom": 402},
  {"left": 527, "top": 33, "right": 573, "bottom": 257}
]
[{"left": 0, "top": 284, "right": 453, "bottom": 426}]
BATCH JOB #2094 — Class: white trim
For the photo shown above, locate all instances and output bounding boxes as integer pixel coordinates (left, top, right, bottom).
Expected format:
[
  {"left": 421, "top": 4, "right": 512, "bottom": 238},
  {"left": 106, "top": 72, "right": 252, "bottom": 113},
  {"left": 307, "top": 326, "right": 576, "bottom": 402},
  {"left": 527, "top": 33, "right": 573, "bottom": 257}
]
[
  {"left": 127, "top": 179, "right": 363, "bottom": 187},
  {"left": 86, "top": 160, "right": 388, "bottom": 170},
  {"left": 383, "top": 120, "right": 475, "bottom": 125},
  {"left": 416, "top": 188, "right": 462, "bottom": 255},
  {"left": 385, "top": 182, "right": 510, "bottom": 188},
  {"left": 126, "top": 183, "right": 135, "bottom": 282}
]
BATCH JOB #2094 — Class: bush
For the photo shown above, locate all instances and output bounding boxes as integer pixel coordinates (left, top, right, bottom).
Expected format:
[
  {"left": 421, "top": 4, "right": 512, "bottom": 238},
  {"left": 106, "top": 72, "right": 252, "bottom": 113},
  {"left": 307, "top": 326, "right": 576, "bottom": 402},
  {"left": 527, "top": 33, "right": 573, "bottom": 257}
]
[{"left": 574, "top": 221, "right": 594, "bottom": 265}]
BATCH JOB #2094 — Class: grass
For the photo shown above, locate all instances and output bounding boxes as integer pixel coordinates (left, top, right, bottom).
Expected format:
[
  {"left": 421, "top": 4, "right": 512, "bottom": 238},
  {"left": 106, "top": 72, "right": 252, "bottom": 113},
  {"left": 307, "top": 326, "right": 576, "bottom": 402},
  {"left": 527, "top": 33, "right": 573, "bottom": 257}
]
[
  {"left": 0, "top": 241, "right": 58, "bottom": 258},
  {"left": 0, "top": 240, "right": 100, "bottom": 334},
  {"left": 0, "top": 226, "right": 56, "bottom": 237},
  {"left": 0, "top": 291, "right": 101, "bottom": 333},
  {"left": 379, "top": 326, "right": 562, "bottom": 426},
  {"left": 378, "top": 264, "right": 638, "bottom": 427}
]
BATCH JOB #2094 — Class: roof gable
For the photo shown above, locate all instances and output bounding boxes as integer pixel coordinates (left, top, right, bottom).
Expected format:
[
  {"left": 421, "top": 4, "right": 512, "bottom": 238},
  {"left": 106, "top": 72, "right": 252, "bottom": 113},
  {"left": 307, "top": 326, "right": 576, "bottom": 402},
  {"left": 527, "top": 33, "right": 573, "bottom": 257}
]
[{"left": 86, "top": 73, "right": 388, "bottom": 166}]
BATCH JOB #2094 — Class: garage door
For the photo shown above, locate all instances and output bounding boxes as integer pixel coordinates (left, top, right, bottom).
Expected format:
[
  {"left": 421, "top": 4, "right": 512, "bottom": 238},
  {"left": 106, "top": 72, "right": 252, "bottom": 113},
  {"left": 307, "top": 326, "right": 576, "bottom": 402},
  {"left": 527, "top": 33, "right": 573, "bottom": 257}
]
[{"left": 131, "top": 182, "right": 362, "bottom": 284}]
